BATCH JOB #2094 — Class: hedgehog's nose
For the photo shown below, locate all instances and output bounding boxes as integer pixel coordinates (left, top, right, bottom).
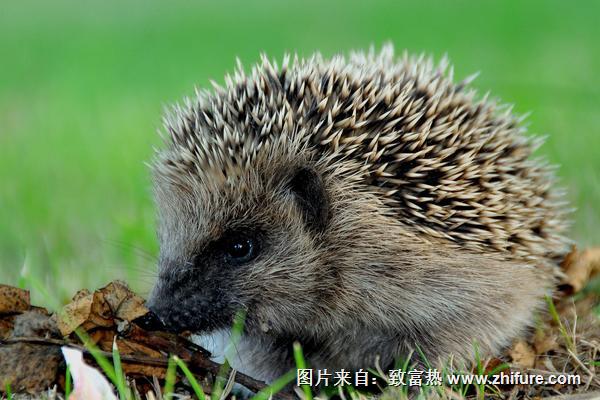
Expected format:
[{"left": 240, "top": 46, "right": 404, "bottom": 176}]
[
  {"left": 145, "top": 299, "right": 187, "bottom": 333},
  {"left": 133, "top": 309, "right": 166, "bottom": 331},
  {"left": 145, "top": 285, "right": 182, "bottom": 333},
  {"left": 143, "top": 290, "right": 167, "bottom": 329}
]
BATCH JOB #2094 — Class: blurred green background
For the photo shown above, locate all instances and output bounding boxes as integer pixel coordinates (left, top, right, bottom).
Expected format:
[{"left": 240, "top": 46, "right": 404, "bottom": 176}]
[{"left": 1, "top": 0, "right": 599, "bottom": 306}]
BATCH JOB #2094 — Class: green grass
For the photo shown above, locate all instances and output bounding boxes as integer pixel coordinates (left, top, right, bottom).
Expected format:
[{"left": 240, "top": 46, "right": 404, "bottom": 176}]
[
  {"left": 173, "top": 356, "right": 207, "bottom": 400},
  {"left": 64, "top": 365, "right": 72, "bottom": 399},
  {"left": 252, "top": 370, "right": 297, "bottom": 400},
  {"left": 294, "top": 341, "right": 313, "bottom": 400},
  {"left": 163, "top": 355, "right": 177, "bottom": 399},
  {"left": 0, "top": 0, "right": 599, "bottom": 304},
  {"left": 546, "top": 294, "right": 576, "bottom": 353},
  {"left": 4, "top": 383, "right": 12, "bottom": 399},
  {"left": 112, "top": 339, "right": 130, "bottom": 400}
]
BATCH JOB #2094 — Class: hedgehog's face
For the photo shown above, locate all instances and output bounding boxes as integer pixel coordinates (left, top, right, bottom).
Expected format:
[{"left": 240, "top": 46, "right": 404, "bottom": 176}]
[{"left": 147, "top": 161, "right": 335, "bottom": 336}]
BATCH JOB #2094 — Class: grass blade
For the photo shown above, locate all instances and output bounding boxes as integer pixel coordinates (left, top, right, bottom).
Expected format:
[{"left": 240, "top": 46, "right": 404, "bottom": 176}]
[
  {"left": 65, "top": 364, "right": 72, "bottom": 398},
  {"left": 112, "top": 338, "right": 130, "bottom": 400},
  {"left": 75, "top": 328, "right": 117, "bottom": 384},
  {"left": 163, "top": 355, "right": 177, "bottom": 399},
  {"left": 173, "top": 356, "right": 206, "bottom": 400},
  {"left": 545, "top": 295, "right": 575, "bottom": 352},
  {"left": 293, "top": 341, "right": 312, "bottom": 400},
  {"left": 251, "top": 369, "right": 296, "bottom": 400}
]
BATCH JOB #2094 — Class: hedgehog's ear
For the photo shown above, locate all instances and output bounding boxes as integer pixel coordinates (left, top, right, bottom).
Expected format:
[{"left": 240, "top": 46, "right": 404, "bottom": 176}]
[{"left": 287, "top": 167, "right": 329, "bottom": 233}]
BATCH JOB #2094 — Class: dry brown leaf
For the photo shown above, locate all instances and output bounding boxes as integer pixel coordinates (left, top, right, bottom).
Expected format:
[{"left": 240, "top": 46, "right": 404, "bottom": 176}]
[
  {"left": 560, "top": 246, "right": 600, "bottom": 293},
  {"left": 100, "top": 280, "right": 148, "bottom": 322},
  {"left": 87, "top": 328, "right": 163, "bottom": 358},
  {"left": 533, "top": 329, "right": 559, "bottom": 354},
  {"left": 115, "top": 338, "right": 164, "bottom": 358},
  {"left": 55, "top": 292, "right": 94, "bottom": 335},
  {"left": 121, "top": 362, "right": 167, "bottom": 379},
  {"left": 509, "top": 340, "right": 536, "bottom": 369},
  {"left": 55, "top": 291, "right": 113, "bottom": 335},
  {"left": 88, "top": 328, "right": 117, "bottom": 349},
  {"left": 0, "top": 312, "right": 62, "bottom": 394},
  {"left": 0, "top": 284, "right": 30, "bottom": 314},
  {"left": 0, "top": 316, "right": 15, "bottom": 340},
  {"left": 72, "top": 288, "right": 91, "bottom": 301},
  {"left": 0, "top": 343, "right": 62, "bottom": 394},
  {"left": 55, "top": 281, "right": 147, "bottom": 336},
  {"left": 82, "top": 290, "right": 115, "bottom": 330}
]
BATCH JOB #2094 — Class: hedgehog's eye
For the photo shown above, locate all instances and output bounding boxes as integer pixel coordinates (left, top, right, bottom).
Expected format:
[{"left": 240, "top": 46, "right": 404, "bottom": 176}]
[{"left": 221, "top": 233, "right": 259, "bottom": 264}]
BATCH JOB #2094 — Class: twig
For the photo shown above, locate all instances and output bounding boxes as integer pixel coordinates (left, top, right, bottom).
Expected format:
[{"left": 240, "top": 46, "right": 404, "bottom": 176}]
[{"left": 567, "top": 349, "right": 600, "bottom": 387}]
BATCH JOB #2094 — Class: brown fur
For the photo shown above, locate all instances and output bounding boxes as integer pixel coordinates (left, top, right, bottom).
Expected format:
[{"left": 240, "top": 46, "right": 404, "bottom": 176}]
[{"left": 147, "top": 45, "right": 570, "bottom": 381}]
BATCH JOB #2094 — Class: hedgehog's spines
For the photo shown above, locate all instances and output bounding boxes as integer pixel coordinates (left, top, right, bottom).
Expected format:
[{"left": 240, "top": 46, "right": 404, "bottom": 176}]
[{"left": 155, "top": 46, "right": 571, "bottom": 265}]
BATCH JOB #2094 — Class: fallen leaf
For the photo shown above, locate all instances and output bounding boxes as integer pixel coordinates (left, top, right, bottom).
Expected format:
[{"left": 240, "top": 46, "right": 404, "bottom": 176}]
[
  {"left": 0, "top": 343, "right": 62, "bottom": 394},
  {"left": 115, "top": 338, "right": 164, "bottom": 358},
  {"left": 10, "top": 311, "right": 60, "bottom": 338},
  {"left": 56, "top": 281, "right": 147, "bottom": 336},
  {"left": 55, "top": 291, "right": 113, "bottom": 336},
  {"left": 121, "top": 362, "right": 167, "bottom": 379},
  {"left": 100, "top": 281, "right": 148, "bottom": 322},
  {"left": 72, "top": 289, "right": 91, "bottom": 302},
  {"left": 0, "top": 316, "right": 15, "bottom": 340},
  {"left": 88, "top": 328, "right": 117, "bottom": 350},
  {"left": 0, "top": 285, "right": 30, "bottom": 314},
  {"left": 508, "top": 340, "right": 536, "bottom": 369},
  {"left": 82, "top": 291, "right": 115, "bottom": 331},
  {"left": 0, "top": 312, "right": 62, "bottom": 394},
  {"left": 55, "top": 292, "right": 95, "bottom": 336},
  {"left": 532, "top": 330, "right": 559, "bottom": 354},
  {"left": 560, "top": 246, "right": 600, "bottom": 294}
]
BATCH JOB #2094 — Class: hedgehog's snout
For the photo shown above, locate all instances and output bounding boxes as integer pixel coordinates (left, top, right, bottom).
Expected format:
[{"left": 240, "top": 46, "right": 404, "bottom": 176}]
[
  {"left": 146, "top": 281, "right": 186, "bottom": 333},
  {"left": 147, "top": 286, "right": 212, "bottom": 333},
  {"left": 148, "top": 256, "right": 240, "bottom": 334}
]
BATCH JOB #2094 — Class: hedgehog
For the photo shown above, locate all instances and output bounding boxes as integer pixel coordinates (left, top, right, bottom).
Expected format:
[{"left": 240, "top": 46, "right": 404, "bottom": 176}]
[{"left": 147, "top": 45, "right": 571, "bottom": 383}]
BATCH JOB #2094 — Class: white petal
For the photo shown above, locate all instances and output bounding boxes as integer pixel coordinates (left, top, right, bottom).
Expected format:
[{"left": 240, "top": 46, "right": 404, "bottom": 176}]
[{"left": 62, "top": 346, "right": 118, "bottom": 400}]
